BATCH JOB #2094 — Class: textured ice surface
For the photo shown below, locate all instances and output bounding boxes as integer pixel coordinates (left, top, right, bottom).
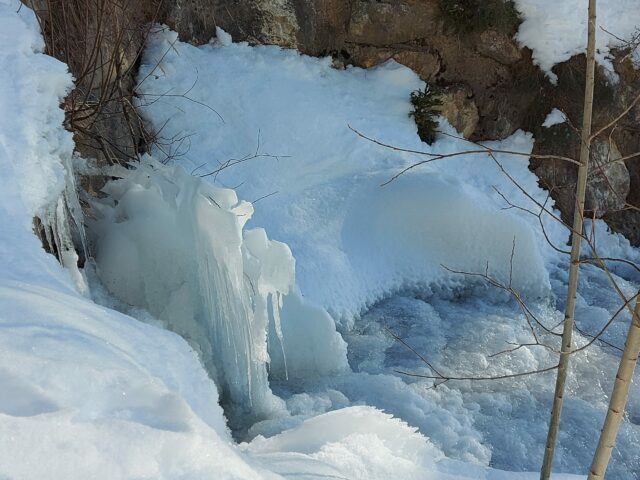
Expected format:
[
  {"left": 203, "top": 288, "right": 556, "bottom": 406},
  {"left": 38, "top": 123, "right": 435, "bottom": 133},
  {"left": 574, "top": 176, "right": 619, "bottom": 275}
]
[
  {"left": 132, "top": 26, "right": 640, "bottom": 478},
  {"left": 91, "top": 159, "right": 348, "bottom": 426}
]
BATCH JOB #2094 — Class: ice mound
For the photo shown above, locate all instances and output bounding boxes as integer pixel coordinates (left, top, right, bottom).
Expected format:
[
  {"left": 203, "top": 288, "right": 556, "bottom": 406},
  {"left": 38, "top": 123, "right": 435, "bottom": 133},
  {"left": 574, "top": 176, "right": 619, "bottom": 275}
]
[{"left": 91, "top": 159, "right": 348, "bottom": 421}]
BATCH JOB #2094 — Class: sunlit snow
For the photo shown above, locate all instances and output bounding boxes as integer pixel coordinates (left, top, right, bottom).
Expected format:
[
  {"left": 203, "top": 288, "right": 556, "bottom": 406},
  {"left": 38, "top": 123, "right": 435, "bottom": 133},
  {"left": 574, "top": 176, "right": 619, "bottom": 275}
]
[{"left": 2, "top": 1, "right": 640, "bottom": 479}]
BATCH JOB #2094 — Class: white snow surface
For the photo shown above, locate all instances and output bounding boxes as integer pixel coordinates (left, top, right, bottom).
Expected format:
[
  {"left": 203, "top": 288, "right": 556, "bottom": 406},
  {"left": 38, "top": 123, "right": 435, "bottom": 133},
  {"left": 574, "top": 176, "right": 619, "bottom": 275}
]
[
  {"left": 0, "top": 4, "right": 587, "bottom": 480},
  {"left": 127, "top": 26, "right": 640, "bottom": 479},
  {"left": 514, "top": 0, "right": 640, "bottom": 80},
  {"left": 542, "top": 108, "right": 567, "bottom": 128},
  {"left": 0, "top": 3, "right": 245, "bottom": 478},
  {"left": 136, "top": 27, "right": 553, "bottom": 325}
]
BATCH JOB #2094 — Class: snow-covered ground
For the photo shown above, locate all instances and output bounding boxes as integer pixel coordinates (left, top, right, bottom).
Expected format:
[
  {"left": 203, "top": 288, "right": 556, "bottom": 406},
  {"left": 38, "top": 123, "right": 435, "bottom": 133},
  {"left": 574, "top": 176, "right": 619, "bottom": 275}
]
[
  {"left": 2, "top": 1, "right": 640, "bottom": 479},
  {"left": 124, "top": 24, "right": 640, "bottom": 479},
  {"left": 514, "top": 0, "right": 640, "bottom": 81},
  {"left": 0, "top": 3, "right": 506, "bottom": 480}
]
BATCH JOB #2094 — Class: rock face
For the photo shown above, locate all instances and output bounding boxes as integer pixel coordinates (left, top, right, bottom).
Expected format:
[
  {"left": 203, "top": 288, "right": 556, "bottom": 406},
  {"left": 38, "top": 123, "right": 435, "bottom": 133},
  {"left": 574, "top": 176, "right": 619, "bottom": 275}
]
[
  {"left": 477, "top": 30, "right": 522, "bottom": 65},
  {"left": 436, "top": 85, "right": 479, "bottom": 138},
  {"left": 529, "top": 54, "right": 640, "bottom": 242},
  {"left": 531, "top": 133, "right": 631, "bottom": 222},
  {"left": 586, "top": 141, "right": 630, "bottom": 216},
  {"left": 346, "top": 1, "right": 439, "bottom": 45}
]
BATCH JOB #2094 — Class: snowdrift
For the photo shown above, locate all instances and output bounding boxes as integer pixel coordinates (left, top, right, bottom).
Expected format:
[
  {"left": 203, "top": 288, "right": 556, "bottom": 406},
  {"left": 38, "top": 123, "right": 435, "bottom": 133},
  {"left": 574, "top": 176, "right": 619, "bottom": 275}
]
[{"left": 135, "top": 27, "right": 554, "bottom": 324}]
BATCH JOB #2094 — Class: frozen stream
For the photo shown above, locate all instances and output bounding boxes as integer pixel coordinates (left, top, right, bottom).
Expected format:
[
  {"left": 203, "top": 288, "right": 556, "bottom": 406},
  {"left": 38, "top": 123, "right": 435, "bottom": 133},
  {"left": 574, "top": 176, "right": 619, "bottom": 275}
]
[
  {"left": 255, "top": 258, "right": 640, "bottom": 478},
  {"left": 89, "top": 158, "right": 640, "bottom": 479},
  {"left": 88, "top": 25, "right": 640, "bottom": 479},
  {"left": 5, "top": 3, "right": 640, "bottom": 479}
]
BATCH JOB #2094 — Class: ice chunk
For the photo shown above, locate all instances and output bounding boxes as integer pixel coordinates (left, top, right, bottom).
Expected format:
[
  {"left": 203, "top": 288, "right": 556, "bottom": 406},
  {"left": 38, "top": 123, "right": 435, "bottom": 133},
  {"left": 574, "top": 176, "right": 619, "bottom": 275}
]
[{"left": 92, "top": 158, "right": 347, "bottom": 426}]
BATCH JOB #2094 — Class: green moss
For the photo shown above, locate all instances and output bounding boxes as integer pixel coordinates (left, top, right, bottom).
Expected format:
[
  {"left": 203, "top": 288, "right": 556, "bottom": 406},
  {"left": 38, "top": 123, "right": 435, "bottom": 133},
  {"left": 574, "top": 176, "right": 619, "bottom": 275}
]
[
  {"left": 409, "top": 87, "right": 442, "bottom": 145},
  {"left": 439, "top": 0, "right": 521, "bottom": 35}
]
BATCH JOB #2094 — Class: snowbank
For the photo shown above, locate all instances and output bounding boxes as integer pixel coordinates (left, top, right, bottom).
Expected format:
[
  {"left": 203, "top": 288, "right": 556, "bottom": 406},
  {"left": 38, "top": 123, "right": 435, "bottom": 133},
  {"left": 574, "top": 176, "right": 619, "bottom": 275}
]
[
  {"left": 515, "top": 0, "right": 640, "bottom": 80},
  {"left": 136, "top": 27, "right": 553, "bottom": 324},
  {"left": 0, "top": 3, "right": 476, "bottom": 480},
  {"left": 0, "top": 0, "right": 77, "bottom": 293},
  {"left": 0, "top": 3, "right": 248, "bottom": 479}
]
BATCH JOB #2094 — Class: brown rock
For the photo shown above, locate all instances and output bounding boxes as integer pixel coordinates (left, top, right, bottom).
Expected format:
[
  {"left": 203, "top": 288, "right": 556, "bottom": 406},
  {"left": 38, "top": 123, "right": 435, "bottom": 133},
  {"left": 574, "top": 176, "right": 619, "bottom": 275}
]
[
  {"left": 346, "top": 1, "right": 439, "bottom": 46},
  {"left": 586, "top": 140, "right": 630, "bottom": 216},
  {"left": 257, "top": 0, "right": 299, "bottom": 48},
  {"left": 292, "top": 0, "right": 351, "bottom": 55},
  {"left": 347, "top": 48, "right": 441, "bottom": 81},
  {"left": 436, "top": 85, "right": 479, "bottom": 138},
  {"left": 349, "top": 46, "right": 396, "bottom": 68},
  {"left": 532, "top": 128, "right": 631, "bottom": 222},
  {"left": 165, "top": 0, "right": 298, "bottom": 47},
  {"left": 477, "top": 30, "right": 522, "bottom": 65},
  {"left": 392, "top": 50, "right": 441, "bottom": 81}
]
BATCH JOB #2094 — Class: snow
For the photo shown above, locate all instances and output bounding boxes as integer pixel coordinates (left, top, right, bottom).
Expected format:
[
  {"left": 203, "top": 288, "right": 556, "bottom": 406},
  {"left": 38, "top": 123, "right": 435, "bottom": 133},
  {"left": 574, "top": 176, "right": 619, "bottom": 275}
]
[
  {"left": 0, "top": 4, "right": 462, "bottom": 480},
  {"left": 3, "top": 1, "right": 639, "bottom": 478},
  {"left": 1, "top": 5, "right": 557, "bottom": 479},
  {"left": 129, "top": 25, "right": 640, "bottom": 478},
  {"left": 542, "top": 108, "right": 567, "bottom": 127},
  {"left": 215, "top": 26, "right": 233, "bottom": 47},
  {"left": 0, "top": 0, "right": 77, "bottom": 294},
  {"left": 514, "top": 0, "right": 640, "bottom": 81},
  {"left": 136, "top": 27, "right": 552, "bottom": 325},
  {"left": 0, "top": 0, "right": 72, "bottom": 220},
  {"left": 246, "top": 407, "right": 584, "bottom": 480},
  {"left": 0, "top": 282, "right": 259, "bottom": 480},
  {"left": 0, "top": 4, "right": 252, "bottom": 479}
]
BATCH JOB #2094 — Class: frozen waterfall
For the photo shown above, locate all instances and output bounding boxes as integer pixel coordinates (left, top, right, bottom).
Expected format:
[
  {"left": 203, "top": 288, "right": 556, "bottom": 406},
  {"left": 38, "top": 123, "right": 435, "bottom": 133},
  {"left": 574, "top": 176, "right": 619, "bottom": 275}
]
[{"left": 90, "top": 159, "right": 347, "bottom": 426}]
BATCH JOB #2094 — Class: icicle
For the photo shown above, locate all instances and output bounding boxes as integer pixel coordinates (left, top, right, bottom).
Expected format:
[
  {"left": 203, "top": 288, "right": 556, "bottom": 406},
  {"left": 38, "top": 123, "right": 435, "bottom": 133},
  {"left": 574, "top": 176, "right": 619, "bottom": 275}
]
[
  {"left": 37, "top": 154, "right": 89, "bottom": 295},
  {"left": 91, "top": 159, "right": 347, "bottom": 428},
  {"left": 271, "top": 291, "right": 288, "bottom": 380}
]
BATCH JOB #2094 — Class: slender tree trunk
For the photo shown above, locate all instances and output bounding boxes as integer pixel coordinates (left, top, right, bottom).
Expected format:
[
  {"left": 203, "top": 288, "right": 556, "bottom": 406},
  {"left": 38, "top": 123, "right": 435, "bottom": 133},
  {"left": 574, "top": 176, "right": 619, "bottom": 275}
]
[
  {"left": 540, "top": 1, "right": 597, "bottom": 478},
  {"left": 587, "top": 296, "right": 640, "bottom": 479}
]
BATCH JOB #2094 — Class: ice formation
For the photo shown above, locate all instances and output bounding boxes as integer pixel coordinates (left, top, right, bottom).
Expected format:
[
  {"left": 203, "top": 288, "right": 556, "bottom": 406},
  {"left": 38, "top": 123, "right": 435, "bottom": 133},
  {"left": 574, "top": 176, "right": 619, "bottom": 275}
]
[
  {"left": 3, "top": 1, "right": 640, "bottom": 478},
  {"left": 135, "top": 27, "right": 553, "bottom": 325},
  {"left": 129, "top": 25, "right": 640, "bottom": 478},
  {"left": 91, "top": 159, "right": 347, "bottom": 423}
]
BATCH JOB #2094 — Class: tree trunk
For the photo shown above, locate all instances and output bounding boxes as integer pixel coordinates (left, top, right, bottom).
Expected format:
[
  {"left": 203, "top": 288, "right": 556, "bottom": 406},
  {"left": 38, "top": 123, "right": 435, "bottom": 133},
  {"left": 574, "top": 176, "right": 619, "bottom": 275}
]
[
  {"left": 540, "top": 1, "right": 597, "bottom": 478},
  {"left": 587, "top": 296, "right": 640, "bottom": 479}
]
